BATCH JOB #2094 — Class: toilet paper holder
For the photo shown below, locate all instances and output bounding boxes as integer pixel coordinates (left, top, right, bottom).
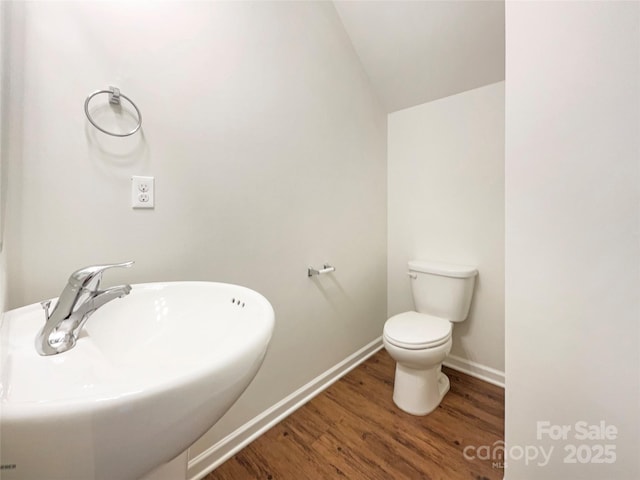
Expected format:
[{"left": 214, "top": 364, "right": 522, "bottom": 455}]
[{"left": 308, "top": 264, "right": 335, "bottom": 277}]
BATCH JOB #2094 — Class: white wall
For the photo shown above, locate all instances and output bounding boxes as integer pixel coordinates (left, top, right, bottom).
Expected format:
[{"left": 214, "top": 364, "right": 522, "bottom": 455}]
[
  {"left": 0, "top": 0, "right": 8, "bottom": 316},
  {"left": 388, "top": 82, "right": 505, "bottom": 377},
  {"left": 505, "top": 1, "right": 640, "bottom": 478},
  {"left": 334, "top": 0, "right": 505, "bottom": 112},
  {"left": 4, "top": 0, "right": 386, "bottom": 466}
]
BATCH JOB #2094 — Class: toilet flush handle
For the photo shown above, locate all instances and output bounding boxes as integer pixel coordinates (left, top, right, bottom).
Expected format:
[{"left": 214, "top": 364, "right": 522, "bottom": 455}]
[{"left": 407, "top": 272, "right": 417, "bottom": 279}]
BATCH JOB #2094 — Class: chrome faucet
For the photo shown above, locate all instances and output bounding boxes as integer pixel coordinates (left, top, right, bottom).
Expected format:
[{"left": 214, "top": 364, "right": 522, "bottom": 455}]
[{"left": 35, "top": 261, "right": 134, "bottom": 356}]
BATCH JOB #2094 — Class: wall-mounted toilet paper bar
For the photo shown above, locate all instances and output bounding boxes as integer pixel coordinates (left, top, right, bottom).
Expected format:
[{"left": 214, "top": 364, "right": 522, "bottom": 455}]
[{"left": 308, "top": 264, "right": 335, "bottom": 277}]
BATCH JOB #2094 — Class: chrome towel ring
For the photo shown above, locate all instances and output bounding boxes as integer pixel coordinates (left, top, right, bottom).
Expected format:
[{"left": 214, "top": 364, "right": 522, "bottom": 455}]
[{"left": 84, "top": 86, "right": 142, "bottom": 137}]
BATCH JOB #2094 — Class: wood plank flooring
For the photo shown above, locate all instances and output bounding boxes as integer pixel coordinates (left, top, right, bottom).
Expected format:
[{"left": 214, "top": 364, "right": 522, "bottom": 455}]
[{"left": 206, "top": 350, "right": 504, "bottom": 480}]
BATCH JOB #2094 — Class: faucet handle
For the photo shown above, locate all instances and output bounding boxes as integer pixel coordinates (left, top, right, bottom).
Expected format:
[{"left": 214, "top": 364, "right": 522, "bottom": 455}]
[{"left": 68, "top": 261, "right": 135, "bottom": 289}]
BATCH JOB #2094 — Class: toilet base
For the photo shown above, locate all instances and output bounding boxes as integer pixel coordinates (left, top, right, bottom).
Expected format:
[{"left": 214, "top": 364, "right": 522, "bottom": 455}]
[{"left": 392, "top": 363, "right": 450, "bottom": 416}]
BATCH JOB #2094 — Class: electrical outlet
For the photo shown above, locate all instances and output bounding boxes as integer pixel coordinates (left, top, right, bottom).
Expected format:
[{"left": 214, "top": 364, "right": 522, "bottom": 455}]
[{"left": 132, "top": 176, "right": 154, "bottom": 209}]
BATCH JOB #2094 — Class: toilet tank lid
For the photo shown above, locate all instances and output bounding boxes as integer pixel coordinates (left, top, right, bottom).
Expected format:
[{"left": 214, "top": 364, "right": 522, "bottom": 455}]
[{"left": 408, "top": 260, "right": 478, "bottom": 278}]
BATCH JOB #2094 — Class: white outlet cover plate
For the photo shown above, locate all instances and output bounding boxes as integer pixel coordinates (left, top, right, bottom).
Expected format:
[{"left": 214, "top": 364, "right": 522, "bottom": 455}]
[{"left": 132, "top": 176, "right": 155, "bottom": 209}]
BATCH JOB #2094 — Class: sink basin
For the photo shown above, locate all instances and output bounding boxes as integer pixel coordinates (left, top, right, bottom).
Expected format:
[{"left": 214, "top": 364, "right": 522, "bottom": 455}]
[{"left": 0, "top": 282, "right": 275, "bottom": 480}]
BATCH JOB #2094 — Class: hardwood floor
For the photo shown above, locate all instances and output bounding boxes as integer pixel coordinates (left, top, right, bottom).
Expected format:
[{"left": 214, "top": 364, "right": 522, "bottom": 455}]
[{"left": 206, "top": 350, "right": 504, "bottom": 480}]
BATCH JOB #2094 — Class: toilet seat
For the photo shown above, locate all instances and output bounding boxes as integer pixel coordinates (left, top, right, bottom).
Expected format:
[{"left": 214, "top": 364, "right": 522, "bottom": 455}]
[{"left": 384, "top": 312, "right": 452, "bottom": 350}]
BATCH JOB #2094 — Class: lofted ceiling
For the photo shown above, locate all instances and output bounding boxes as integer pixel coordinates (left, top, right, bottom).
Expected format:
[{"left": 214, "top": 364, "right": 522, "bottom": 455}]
[{"left": 333, "top": 0, "right": 505, "bottom": 113}]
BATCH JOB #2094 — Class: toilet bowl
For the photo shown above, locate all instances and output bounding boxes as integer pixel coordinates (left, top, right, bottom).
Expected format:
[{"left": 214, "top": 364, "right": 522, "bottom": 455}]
[
  {"left": 383, "top": 312, "right": 453, "bottom": 415},
  {"left": 383, "top": 260, "right": 477, "bottom": 416}
]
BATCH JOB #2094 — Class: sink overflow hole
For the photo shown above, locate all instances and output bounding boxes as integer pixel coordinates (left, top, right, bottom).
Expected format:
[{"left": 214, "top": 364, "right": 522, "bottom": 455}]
[{"left": 230, "top": 298, "right": 246, "bottom": 308}]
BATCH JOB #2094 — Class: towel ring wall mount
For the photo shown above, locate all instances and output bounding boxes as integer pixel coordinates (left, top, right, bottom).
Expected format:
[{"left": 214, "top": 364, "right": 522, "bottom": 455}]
[{"left": 84, "top": 86, "right": 142, "bottom": 137}]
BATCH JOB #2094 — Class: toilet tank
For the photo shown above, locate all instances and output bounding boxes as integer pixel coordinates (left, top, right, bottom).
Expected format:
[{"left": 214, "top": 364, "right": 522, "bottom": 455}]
[{"left": 408, "top": 260, "right": 478, "bottom": 323}]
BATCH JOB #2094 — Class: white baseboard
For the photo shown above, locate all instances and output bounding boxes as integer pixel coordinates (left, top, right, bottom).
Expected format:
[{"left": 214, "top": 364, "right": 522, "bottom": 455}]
[
  {"left": 443, "top": 353, "right": 505, "bottom": 388},
  {"left": 187, "top": 337, "right": 384, "bottom": 480}
]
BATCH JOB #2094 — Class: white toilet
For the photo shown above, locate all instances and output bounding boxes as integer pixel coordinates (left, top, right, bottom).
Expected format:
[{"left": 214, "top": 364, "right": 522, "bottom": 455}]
[{"left": 383, "top": 260, "right": 478, "bottom": 416}]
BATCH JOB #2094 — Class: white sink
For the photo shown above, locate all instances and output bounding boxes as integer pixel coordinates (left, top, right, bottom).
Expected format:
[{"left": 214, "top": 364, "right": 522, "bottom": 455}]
[{"left": 0, "top": 282, "right": 275, "bottom": 480}]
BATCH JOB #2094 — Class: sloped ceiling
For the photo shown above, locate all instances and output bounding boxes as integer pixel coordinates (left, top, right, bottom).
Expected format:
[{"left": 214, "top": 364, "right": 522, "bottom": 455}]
[{"left": 333, "top": 1, "right": 505, "bottom": 113}]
